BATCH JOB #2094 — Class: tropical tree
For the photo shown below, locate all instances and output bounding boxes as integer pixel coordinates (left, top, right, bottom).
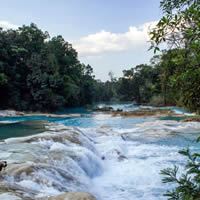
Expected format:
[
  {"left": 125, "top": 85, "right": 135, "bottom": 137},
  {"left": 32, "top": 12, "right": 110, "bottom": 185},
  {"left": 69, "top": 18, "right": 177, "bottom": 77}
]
[
  {"left": 150, "top": 0, "right": 200, "bottom": 199},
  {"left": 0, "top": 23, "right": 104, "bottom": 111},
  {"left": 150, "top": 0, "right": 200, "bottom": 112}
]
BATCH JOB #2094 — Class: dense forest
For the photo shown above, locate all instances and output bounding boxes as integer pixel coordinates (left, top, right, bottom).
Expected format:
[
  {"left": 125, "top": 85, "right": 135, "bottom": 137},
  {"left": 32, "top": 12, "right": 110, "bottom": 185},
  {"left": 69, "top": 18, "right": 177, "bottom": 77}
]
[
  {"left": 0, "top": 0, "right": 199, "bottom": 114},
  {"left": 0, "top": 24, "right": 107, "bottom": 111},
  {"left": 101, "top": 0, "right": 200, "bottom": 113},
  {"left": 150, "top": 0, "right": 200, "bottom": 199}
]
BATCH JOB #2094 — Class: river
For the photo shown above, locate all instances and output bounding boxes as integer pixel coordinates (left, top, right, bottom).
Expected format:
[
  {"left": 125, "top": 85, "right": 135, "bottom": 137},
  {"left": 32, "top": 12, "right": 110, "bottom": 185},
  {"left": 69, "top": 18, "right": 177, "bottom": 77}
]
[{"left": 0, "top": 103, "right": 199, "bottom": 200}]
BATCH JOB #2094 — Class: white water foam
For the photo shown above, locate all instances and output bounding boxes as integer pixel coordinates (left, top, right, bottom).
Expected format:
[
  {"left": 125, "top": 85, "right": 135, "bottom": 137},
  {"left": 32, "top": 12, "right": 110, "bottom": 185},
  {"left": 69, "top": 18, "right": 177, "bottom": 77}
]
[{"left": 0, "top": 119, "right": 199, "bottom": 199}]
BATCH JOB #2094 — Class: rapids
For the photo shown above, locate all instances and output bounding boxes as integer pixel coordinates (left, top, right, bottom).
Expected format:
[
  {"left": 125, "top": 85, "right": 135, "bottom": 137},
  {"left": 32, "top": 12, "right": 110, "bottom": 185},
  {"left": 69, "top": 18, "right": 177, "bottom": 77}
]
[{"left": 0, "top": 104, "right": 199, "bottom": 200}]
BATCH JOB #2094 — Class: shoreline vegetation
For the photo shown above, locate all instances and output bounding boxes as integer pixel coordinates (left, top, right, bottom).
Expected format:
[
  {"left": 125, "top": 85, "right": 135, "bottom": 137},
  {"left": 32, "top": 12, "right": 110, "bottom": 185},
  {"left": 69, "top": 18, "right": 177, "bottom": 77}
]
[
  {"left": 149, "top": 0, "right": 200, "bottom": 199},
  {"left": 94, "top": 106, "right": 200, "bottom": 121}
]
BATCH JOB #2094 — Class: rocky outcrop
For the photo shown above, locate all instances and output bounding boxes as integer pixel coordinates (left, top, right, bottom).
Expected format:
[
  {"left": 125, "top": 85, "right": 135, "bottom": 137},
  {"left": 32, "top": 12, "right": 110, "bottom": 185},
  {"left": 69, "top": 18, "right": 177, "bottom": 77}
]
[
  {"left": 43, "top": 192, "right": 96, "bottom": 200},
  {"left": 112, "top": 108, "right": 175, "bottom": 117},
  {"left": 93, "top": 107, "right": 178, "bottom": 117},
  {"left": 183, "top": 116, "right": 200, "bottom": 122},
  {"left": 93, "top": 106, "right": 114, "bottom": 112},
  {"left": 0, "top": 193, "right": 23, "bottom": 200},
  {"left": 0, "top": 110, "right": 24, "bottom": 117},
  {"left": 0, "top": 109, "right": 81, "bottom": 118}
]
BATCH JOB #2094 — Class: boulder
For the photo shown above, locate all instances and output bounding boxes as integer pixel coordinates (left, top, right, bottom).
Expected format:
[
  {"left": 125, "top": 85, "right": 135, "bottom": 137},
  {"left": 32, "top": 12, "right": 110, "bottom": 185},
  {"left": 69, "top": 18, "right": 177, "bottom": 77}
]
[
  {"left": 0, "top": 193, "right": 22, "bottom": 200},
  {"left": 93, "top": 106, "right": 113, "bottom": 112},
  {"left": 0, "top": 110, "right": 24, "bottom": 117},
  {"left": 45, "top": 192, "right": 96, "bottom": 200},
  {"left": 112, "top": 108, "right": 175, "bottom": 117},
  {"left": 183, "top": 116, "right": 200, "bottom": 122}
]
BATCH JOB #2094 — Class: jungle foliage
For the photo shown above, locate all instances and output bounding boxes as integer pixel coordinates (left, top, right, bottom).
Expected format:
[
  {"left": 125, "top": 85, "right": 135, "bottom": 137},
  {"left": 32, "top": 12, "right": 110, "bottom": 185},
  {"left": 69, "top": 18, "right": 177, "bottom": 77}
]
[
  {"left": 0, "top": 24, "right": 109, "bottom": 111},
  {"left": 0, "top": 0, "right": 199, "bottom": 115},
  {"left": 150, "top": 0, "right": 200, "bottom": 199}
]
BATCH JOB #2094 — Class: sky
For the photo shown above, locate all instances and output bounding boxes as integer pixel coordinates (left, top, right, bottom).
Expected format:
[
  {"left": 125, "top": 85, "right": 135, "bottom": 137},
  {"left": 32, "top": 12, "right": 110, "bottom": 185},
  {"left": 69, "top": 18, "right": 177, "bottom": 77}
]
[{"left": 0, "top": 0, "right": 162, "bottom": 81}]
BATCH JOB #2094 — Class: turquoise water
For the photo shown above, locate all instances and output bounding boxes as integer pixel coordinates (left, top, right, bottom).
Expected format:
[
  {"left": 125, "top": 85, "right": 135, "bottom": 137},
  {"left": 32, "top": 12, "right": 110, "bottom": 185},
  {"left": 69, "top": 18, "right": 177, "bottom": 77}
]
[
  {"left": 0, "top": 105, "right": 198, "bottom": 145},
  {"left": 0, "top": 121, "right": 47, "bottom": 140},
  {"left": 159, "top": 115, "right": 186, "bottom": 121},
  {"left": 0, "top": 104, "right": 199, "bottom": 200},
  {"left": 0, "top": 103, "right": 143, "bottom": 140},
  {"left": 0, "top": 114, "right": 149, "bottom": 141}
]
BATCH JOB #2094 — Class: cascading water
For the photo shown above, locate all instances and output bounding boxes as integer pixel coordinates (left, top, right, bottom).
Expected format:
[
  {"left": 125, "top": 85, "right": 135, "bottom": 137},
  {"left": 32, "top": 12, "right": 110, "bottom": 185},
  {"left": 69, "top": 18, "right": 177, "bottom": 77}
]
[{"left": 0, "top": 105, "right": 199, "bottom": 200}]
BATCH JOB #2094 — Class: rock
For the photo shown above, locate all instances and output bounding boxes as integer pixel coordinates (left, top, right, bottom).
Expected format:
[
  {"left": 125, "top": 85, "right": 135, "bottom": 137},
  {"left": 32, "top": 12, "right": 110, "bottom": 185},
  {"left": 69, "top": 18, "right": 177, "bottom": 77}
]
[
  {"left": 101, "top": 156, "right": 105, "bottom": 160},
  {"left": 44, "top": 192, "right": 96, "bottom": 200},
  {"left": 118, "top": 155, "right": 127, "bottom": 161},
  {"left": 0, "top": 161, "right": 7, "bottom": 172},
  {"left": 0, "top": 193, "right": 22, "bottom": 200},
  {"left": 183, "top": 116, "right": 200, "bottom": 122},
  {"left": 0, "top": 182, "right": 36, "bottom": 199},
  {"left": 121, "top": 135, "right": 126, "bottom": 141},
  {"left": 114, "top": 150, "right": 127, "bottom": 161},
  {"left": 93, "top": 106, "right": 113, "bottom": 112},
  {"left": 112, "top": 108, "right": 175, "bottom": 117},
  {"left": 25, "top": 113, "right": 81, "bottom": 118},
  {"left": 0, "top": 110, "right": 24, "bottom": 117},
  {"left": 92, "top": 107, "right": 177, "bottom": 117}
]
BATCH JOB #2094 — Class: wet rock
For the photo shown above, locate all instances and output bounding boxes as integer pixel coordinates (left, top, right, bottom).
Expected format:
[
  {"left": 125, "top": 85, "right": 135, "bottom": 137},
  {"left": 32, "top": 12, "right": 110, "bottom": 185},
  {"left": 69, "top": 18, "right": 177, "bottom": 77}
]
[
  {"left": 0, "top": 161, "right": 7, "bottom": 171},
  {"left": 183, "top": 116, "right": 200, "bottom": 122},
  {"left": 114, "top": 150, "right": 127, "bottom": 161},
  {"left": 93, "top": 106, "right": 113, "bottom": 112},
  {"left": 121, "top": 135, "right": 126, "bottom": 141},
  {"left": 0, "top": 182, "right": 36, "bottom": 199},
  {"left": 92, "top": 107, "right": 177, "bottom": 117},
  {"left": 112, "top": 108, "right": 175, "bottom": 117},
  {"left": 25, "top": 113, "right": 81, "bottom": 118},
  {"left": 0, "top": 125, "right": 101, "bottom": 199},
  {"left": 45, "top": 192, "right": 96, "bottom": 200},
  {"left": 3, "top": 163, "right": 35, "bottom": 177},
  {"left": 6, "top": 128, "right": 84, "bottom": 147},
  {"left": 0, "top": 110, "right": 24, "bottom": 117},
  {"left": 101, "top": 156, "right": 105, "bottom": 160},
  {"left": 118, "top": 155, "right": 127, "bottom": 162},
  {"left": 0, "top": 193, "right": 23, "bottom": 200}
]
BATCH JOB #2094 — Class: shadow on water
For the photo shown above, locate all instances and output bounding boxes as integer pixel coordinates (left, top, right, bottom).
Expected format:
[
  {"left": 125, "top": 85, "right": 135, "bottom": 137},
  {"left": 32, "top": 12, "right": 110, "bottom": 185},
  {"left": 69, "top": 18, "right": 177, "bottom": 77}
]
[
  {"left": 54, "top": 106, "right": 91, "bottom": 114},
  {"left": 159, "top": 115, "right": 187, "bottom": 121},
  {"left": 0, "top": 121, "right": 47, "bottom": 140}
]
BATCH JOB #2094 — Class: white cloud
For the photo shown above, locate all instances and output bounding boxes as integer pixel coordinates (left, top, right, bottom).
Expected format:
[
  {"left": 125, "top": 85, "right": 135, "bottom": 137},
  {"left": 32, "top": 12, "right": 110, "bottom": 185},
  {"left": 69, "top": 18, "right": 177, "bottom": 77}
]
[
  {"left": 0, "top": 20, "right": 18, "bottom": 29},
  {"left": 73, "top": 21, "right": 157, "bottom": 56}
]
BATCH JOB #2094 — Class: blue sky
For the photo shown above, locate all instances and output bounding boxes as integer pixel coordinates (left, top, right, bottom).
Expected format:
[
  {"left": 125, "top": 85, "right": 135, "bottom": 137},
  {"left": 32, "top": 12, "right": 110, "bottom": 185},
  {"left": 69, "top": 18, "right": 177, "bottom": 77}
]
[{"left": 0, "top": 0, "right": 162, "bottom": 80}]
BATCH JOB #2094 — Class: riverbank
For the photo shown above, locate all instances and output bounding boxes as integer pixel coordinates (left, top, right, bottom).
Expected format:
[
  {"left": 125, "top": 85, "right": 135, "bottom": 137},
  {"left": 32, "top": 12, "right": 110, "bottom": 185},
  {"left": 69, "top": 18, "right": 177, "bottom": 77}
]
[
  {"left": 1, "top": 105, "right": 199, "bottom": 124},
  {"left": 93, "top": 105, "right": 199, "bottom": 121},
  {"left": 0, "top": 110, "right": 82, "bottom": 118}
]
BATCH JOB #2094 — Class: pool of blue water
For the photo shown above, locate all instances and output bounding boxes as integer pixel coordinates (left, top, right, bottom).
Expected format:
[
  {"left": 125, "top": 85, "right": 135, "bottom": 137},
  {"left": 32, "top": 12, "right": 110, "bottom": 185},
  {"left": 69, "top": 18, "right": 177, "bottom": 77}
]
[{"left": 0, "top": 104, "right": 197, "bottom": 145}]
